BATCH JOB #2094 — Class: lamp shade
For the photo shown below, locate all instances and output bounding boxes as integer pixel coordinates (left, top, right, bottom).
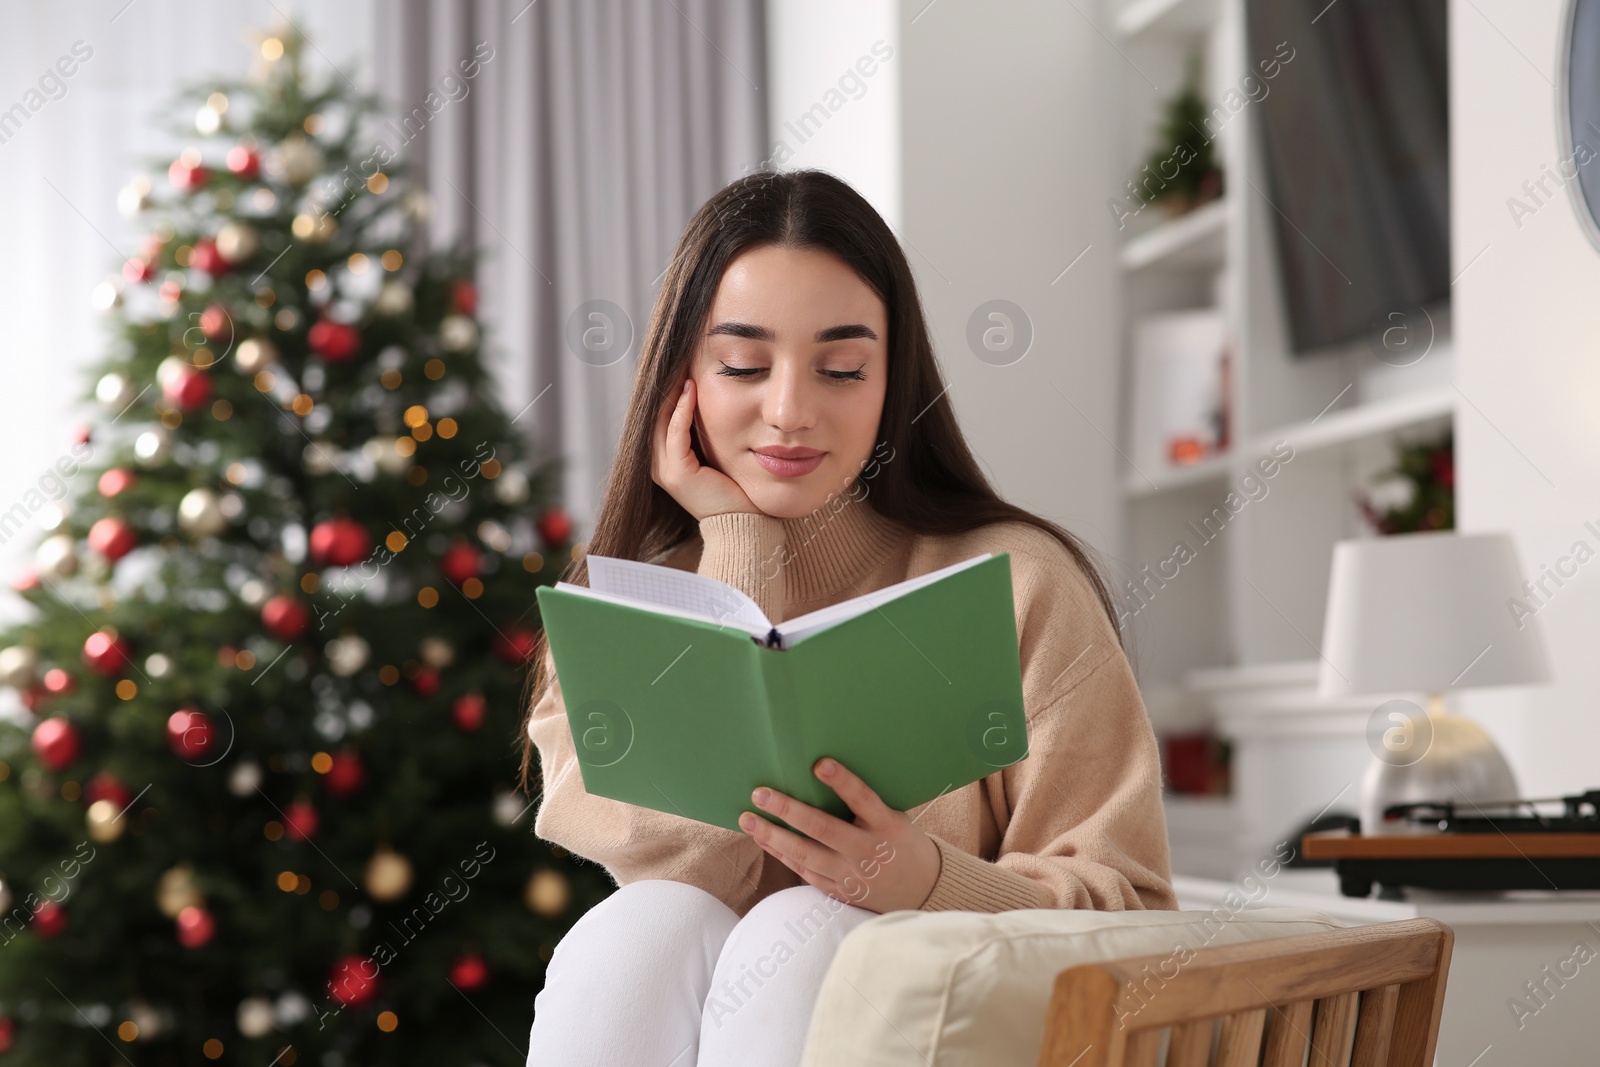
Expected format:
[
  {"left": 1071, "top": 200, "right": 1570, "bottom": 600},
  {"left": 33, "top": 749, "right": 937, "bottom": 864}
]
[{"left": 1318, "top": 530, "right": 1551, "bottom": 698}]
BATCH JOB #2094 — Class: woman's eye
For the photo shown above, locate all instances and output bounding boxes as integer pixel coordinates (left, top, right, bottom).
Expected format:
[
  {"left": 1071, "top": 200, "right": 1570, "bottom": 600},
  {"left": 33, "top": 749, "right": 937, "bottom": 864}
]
[{"left": 713, "top": 363, "right": 866, "bottom": 382}]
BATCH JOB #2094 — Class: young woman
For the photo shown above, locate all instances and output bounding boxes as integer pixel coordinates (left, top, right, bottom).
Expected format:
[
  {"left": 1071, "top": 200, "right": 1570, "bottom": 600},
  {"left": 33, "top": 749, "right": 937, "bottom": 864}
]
[{"left": 520, "top": 169, "right": 1174, "bottom": 1066}]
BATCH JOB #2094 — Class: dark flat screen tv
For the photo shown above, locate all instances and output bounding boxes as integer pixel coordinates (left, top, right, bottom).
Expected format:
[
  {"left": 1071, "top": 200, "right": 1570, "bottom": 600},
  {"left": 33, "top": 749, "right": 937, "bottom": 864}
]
[{"left": 1244, "top": 0, "right": 1449, "bottom": 354}]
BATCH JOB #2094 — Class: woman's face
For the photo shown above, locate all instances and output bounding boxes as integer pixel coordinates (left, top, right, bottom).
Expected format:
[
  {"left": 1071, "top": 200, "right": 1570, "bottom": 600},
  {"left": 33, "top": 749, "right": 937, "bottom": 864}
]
[{"left": 689, "top": 244, "right": 889, "bottom": 520}]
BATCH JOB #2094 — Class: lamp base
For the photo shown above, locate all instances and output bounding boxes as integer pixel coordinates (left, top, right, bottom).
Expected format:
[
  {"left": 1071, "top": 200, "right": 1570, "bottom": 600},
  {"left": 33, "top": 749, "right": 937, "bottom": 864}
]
[{"left": 1359, "top": 695, "right": 1520, "bottom": 836}]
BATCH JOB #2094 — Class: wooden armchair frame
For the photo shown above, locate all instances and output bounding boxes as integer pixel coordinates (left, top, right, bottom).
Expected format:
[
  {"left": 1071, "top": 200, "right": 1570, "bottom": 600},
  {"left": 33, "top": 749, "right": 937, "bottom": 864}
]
[{"left": 1037, "top": 918, "right": 1454, "bottom": 1067}]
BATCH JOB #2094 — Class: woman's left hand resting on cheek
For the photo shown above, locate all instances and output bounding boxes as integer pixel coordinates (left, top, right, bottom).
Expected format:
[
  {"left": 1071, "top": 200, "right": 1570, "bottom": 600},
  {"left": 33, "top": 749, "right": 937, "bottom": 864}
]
[{"left": 738, "top": 756, "right": 941, "bottom": 914}]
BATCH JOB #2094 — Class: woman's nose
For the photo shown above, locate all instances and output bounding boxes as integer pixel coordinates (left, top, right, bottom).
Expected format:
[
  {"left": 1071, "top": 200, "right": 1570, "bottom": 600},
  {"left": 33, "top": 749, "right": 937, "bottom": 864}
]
[{"left": 762, "top": 362, "right": 816, "bottom": 432}]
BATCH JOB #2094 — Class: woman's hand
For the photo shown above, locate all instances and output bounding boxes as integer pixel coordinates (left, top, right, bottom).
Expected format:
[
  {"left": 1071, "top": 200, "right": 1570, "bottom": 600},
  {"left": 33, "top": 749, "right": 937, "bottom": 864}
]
[
  {"left": 738, "top": 756, "right": 941, "bottom": 914},
  {"left": 651, "top": 377, "right": 761, "bottom": 521}
]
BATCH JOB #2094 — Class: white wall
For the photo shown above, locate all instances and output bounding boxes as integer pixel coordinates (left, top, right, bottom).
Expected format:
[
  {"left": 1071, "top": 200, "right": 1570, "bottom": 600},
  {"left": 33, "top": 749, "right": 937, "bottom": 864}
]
[
  {"left": 763, "top": 0, "right": 901, "bottom": 229},
  {"left": 895, "top": 0, "right": 1124, "bottom": 558},
  {"left": 1454, "top": 0, "right": 1600, "bottom": 795}
]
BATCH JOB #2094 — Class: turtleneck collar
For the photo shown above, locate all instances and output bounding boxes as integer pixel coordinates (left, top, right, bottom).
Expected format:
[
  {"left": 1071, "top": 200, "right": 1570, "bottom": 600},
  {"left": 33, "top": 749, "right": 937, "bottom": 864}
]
[{"left": 773, "top": 494, "right": 906, "bottom": 606}]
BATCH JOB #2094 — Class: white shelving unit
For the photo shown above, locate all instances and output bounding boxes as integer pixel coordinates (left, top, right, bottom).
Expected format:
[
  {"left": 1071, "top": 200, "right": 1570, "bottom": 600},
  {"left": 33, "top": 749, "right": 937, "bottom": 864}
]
[{"left": 1111, "top": 0, "right": 1457, "bottom": 878}]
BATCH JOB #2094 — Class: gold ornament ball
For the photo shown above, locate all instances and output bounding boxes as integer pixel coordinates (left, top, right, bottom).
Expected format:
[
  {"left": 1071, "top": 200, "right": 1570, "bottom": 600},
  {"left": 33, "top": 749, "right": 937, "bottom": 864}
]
[
  {"left": 96, "top": 371, "right": 138, "bottom": 410},
  {"left": 0, "top": 645, "right": 40, "bottom": 689},
  {"left": 86, "top": 799, "right": 127, "bottom": 843},
  {"left": 365, "top": 847, "right": 414, "bottom": 902},
  {"left": 291, "top": 212, "right": 337, "bottom": 243},
  {"left": 525, "top": 869, "right": 571, "bottom": 917},
  {"left": 271, "top": 134, "right": 325, "bottom": 186},
  {"left": 237, "top": 996, "right": 275, "bottom": 1038},
  {"left": 325, "top": 634, "right": 370, "bottom": 677},
  {"left": 178, "top": 488, "right": 228, "bottom": 538},
  {"left": 35, "top": 535, "right": 79, "bottom": 581},
  {"left": 134, "top": 428, "right": 172, "bottom": 467},
  {"left": 235, "top": 337, "right": 278, "bottom": 375},
  {"left": 419, "top": 636, "right": 455, "bottom": 670},
  {"left": 374, "top": 280, "right": 414, "bottom": 317},
  {"left": 215, "top": 221, "right": 260, "bottom": 263},
  {"left": 439, "top": 314, "right": 479, "bottom": 353},
  {"left": 156, "top": 863, "right": 203, "bottom": 918},
  {"left": 126, "top": 999, "right": 163, "bottom": 1040}
]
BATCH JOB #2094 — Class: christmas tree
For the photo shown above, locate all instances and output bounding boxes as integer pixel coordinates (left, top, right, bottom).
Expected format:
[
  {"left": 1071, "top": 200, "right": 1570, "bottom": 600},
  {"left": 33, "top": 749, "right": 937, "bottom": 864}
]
[{"left": 0, "top": 24, "right": 607, "bottom": 1064}]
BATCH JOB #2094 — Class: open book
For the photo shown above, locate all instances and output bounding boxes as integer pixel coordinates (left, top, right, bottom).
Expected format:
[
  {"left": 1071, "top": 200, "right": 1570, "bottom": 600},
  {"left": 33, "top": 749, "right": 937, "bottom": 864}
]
[{"left": 534, "top": 551, "right": 1029, "bottom": 833}]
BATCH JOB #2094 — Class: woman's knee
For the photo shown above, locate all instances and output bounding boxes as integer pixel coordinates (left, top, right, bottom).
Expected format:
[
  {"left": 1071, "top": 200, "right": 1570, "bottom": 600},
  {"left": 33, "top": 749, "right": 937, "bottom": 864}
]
[{"left": 553, "top": 879, "right": 738, "bottom": 961}]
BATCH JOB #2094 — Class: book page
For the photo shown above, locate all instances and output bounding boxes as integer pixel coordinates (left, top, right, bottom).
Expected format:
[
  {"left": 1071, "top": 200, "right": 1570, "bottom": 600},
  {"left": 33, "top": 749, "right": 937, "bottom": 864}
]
[
  {"left": 584, "top": 555, "right": 773, "bottom": 634},
  {"left": 550, "top": 583, "right": 771, "bottom": 642},
  {"left": 778, "top": 553, "right": 993, "bottom": 647}
]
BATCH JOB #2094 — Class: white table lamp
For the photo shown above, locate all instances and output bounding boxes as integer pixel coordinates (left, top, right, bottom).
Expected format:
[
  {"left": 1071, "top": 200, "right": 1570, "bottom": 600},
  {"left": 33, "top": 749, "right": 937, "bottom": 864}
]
[{"left": 1318, "top": 530, "right": 1552, "bottom": 835}]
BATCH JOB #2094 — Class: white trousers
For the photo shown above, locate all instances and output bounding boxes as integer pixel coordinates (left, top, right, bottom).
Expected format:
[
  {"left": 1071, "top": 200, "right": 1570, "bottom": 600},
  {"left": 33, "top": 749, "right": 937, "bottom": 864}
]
[{"left": 527, "top": 879, "right": 881, "bottom": 1066}]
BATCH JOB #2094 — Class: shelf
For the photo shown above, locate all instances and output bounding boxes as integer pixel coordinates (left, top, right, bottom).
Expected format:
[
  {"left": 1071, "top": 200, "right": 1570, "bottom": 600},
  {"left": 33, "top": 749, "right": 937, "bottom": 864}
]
[
  {"left": 1119, "top": 198, "right": 1227, "bottom": 272},
  {"left": 1124, "top": 386, "right": 1455, "bottom": 499},
  {"left": 1245, "top": 384, "right": 1455, "bottom": 458},
  {"left": 1124, "top": 449, "right": 1232, "bottom": 498},
  {"left": 1113, "top": 0, "right": 1222, "bottom": 39}
]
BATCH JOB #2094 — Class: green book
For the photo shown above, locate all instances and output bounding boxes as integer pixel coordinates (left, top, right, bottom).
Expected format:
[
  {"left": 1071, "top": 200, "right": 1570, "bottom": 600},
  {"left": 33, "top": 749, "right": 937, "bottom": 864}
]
[{"left": 533, "top": 550, "right": 1028, "bottom": 834}]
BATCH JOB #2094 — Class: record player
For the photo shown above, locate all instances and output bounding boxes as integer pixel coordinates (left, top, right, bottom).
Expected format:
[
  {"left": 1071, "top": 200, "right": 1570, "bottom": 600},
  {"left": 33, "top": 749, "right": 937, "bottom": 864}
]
[{"left": 1300, "top": 790, "right": 1600, "bottom": 898}]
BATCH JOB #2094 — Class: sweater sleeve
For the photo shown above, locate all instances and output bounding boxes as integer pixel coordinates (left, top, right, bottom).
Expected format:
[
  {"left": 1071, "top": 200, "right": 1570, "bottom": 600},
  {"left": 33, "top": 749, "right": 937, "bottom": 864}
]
[
  {"left": 915, "top": 531, "right": 1176, "bottom": 913},
  {"left": 526, "top": 510, "right": 799, "bottom": 917}
]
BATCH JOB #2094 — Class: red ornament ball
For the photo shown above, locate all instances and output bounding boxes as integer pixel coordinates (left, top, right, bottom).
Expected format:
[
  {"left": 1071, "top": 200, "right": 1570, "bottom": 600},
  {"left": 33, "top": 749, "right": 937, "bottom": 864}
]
[
  {"left": 123, "top": 257, "right": 155, "bottom": 284},
  {"left": 323, "top": 750, "right": 366, "bottom": 798},
  {"left": 98, "top": 468, "right": 138, "bottom": 497},
  {"left": 410, "top": 667, "right": 440, "bottom": 698},
  {"left": 449, "top": 954, "right": 489, "bottom": 990},
  {"left": 176, "top": 904, "right": 215, "bottom": 948},
  {"left": 439, "top": 541, "right": 482, "bottom": 585},
  {"left": 42, "top": 668, "right": 76, "bottom": 695},
  {"left": 451, "top": 279, "right": 479, "bottom": 317},
  {"left": 84, "top": 771, "right": 132, "bottom": 811},
  {"left": 161, "top": 364, "right": 213, "bottom": 411},
  {"left": 31, "top": 718, "right": 80, "bottom": 771},
  {"left": 308, "top": 319, "right": 361, "bottom": 362},
  {"left": 83, "top": 630, "right": 132, "bottom": 676},
  {"left": 537, "top": 508, "right": 573, "bottom": 547},
  {"left": 284, "top": 800, "right": 319, "bottom": 842},
  {"left": 452, "top": 693, "right": 487, "bottom": 732},
  {"left": 199, "top": 303, "right": 232, "bottom": 341},
  {"left": 261, "top": 594, "right": 312, "bottom": 641},
  {"left": 309, "top": 518, "right": 370, "bottom": 567},
  {"left": 167, "top": 708, "right": 215, "bottom": 761},
  {"left": 0, "top": 1016, "right": 13, "bottom": 1053},
  {"left": 493, "top": 627, "right": 537, "bottom": 666},
  {"left": 190, "top": 237, "right": 228, "bottom": 276},
  {"left": 32, "top": 901, "right": 67, "bottom": 939},
  {"left": 88, "top": 516, "right": 138, "bottom": 562},
  {"left": 225, "top": 144, "right": 260, "bottom": 179},
  {"left": 168, "top": 158, "right": 209, "bottom": 192},
  {"left": 327, "top": 954, "right": 381, "bottom": 1008}
]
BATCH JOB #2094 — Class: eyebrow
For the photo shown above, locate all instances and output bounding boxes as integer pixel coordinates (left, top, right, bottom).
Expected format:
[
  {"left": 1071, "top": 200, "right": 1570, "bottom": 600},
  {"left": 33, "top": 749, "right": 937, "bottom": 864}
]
[{"left": 706, "top": 321, "right": 879, "bottom": 343}]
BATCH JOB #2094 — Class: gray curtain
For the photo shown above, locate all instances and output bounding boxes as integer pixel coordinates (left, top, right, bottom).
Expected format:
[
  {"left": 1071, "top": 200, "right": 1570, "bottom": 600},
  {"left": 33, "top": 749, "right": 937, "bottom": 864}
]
[{"left": 375, "top": 0, "right": 769, "bottom": 524}]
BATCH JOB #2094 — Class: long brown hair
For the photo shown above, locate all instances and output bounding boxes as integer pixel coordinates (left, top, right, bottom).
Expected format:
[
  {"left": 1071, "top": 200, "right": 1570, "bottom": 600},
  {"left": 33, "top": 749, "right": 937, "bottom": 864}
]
[{"left": 515, "top": 168, "right": 1124, "bottom": 793}]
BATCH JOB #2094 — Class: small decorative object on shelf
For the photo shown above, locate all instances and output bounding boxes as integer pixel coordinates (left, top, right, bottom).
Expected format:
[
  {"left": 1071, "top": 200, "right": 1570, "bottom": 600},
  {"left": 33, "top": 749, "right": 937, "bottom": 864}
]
[
  {"left": 1134, "top": 54, "right": 1224, "bottom": 220},
  {"left": 1160, "top": 730, "right": 1231, "bottom": 795},
  {"left": 1355, "top": 428, "right": 1453, "bottom": 533}
]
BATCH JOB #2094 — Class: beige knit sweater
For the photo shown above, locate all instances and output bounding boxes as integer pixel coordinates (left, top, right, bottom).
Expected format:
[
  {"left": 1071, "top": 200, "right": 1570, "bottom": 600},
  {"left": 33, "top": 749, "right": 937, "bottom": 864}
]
[{"left": 527, "top": 497, "right": 1177, "bottom": 918}]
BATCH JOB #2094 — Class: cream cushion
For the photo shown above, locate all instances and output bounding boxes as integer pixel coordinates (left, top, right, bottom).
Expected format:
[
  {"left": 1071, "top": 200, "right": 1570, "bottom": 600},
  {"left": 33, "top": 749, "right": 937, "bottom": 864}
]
[{"left": 798, "top": 907, "right": 1345, "bottom": 1066}]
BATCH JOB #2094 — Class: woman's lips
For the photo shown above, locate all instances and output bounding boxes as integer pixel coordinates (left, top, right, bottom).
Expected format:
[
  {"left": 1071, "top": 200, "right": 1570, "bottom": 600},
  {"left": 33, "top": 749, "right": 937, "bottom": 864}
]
[{"left": 751, "top": 449, "right": 826, "bottom": 477}]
